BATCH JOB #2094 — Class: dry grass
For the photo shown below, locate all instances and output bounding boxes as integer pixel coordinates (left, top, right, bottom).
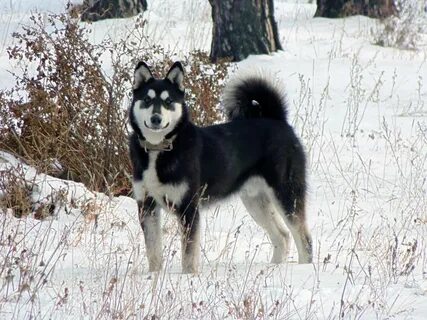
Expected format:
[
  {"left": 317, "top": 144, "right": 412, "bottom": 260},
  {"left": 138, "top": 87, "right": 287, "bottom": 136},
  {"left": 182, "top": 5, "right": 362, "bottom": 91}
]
[
  {"left": 372, "top": 0, "right": 424, "bottom": 50},
  {"left": 0, "top": 168, "right": 33, "bottom": 218}
]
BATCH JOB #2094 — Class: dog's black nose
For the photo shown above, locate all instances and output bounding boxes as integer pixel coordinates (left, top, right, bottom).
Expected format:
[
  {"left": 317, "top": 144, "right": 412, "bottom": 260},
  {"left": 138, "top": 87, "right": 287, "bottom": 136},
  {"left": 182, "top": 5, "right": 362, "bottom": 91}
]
[{"left": 151, "top": 114, "right": 162, "bottom": 126}]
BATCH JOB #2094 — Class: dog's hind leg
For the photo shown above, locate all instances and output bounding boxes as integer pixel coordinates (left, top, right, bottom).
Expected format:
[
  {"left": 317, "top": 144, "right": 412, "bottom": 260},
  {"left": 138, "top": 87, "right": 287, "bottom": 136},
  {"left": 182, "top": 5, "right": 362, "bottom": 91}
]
[
  {"left": 138, "top": 196, "right": 163, "bottom": 272},
  {"left": 240, "top": 193, "right": 290, "bottom": 264},
  {"left": 272, "top": 191, "right": 312, "bottom": 264}
]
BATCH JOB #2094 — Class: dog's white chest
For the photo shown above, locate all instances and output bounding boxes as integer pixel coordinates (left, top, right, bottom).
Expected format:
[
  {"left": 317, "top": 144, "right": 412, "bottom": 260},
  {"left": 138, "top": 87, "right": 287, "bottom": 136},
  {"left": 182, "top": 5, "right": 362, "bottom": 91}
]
[{"left": 143, "top": 151, "right": 188, "bottom": 208}]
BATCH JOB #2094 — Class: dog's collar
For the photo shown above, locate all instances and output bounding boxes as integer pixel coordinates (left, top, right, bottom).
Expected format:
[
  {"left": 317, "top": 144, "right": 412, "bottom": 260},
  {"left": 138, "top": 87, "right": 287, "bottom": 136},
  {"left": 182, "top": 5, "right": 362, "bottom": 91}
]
[{"left": 138, "top": 137, "right": 174, "bottom": 152}]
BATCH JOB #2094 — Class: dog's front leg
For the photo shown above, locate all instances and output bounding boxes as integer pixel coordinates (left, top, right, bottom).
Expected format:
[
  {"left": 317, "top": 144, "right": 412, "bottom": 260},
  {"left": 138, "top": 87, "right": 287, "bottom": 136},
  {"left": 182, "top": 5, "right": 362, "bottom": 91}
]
[
  {"left": 179, "top": 203, "right": 200, "bottom": 274},
  {"left": 138, "top": 196, "right": 162, "bottom": 272}
]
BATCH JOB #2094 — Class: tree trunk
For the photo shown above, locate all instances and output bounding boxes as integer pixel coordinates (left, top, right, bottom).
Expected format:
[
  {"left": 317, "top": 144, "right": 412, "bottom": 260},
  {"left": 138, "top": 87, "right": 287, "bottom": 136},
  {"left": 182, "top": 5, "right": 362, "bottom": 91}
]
[
  {"left": 209, "top": 0, "right": 282, "bottom": 62},
  {"left": 81, "top": 0, "right": 147, "bottom": 22},
  {"left": 315, "top": 0, "right": 396, "bottom": 18}
]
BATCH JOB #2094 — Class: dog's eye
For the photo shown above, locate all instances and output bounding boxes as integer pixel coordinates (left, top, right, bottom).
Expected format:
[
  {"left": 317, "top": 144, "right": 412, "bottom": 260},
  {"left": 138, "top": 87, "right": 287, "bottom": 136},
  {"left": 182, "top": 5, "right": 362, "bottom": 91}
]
[
  {"left": 143, "top": 97, "right": 152, "bottom": 105},
  {"left": 164, "top": 98, "right": 173, "bottom": 106}
]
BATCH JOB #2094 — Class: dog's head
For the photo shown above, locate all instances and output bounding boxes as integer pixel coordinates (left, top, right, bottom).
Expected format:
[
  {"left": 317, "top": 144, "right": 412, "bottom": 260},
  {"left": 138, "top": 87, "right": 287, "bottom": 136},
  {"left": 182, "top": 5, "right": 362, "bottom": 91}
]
[{"left": 130, "top": 61, "right": 185, "bottom": 145}]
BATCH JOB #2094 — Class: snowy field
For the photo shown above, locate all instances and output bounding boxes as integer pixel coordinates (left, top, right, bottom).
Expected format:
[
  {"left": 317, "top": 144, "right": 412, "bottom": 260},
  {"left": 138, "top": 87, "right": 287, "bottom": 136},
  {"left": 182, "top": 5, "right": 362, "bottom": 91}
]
[{"left": 1, "top": 0, "right": 426, "bottom": 319}]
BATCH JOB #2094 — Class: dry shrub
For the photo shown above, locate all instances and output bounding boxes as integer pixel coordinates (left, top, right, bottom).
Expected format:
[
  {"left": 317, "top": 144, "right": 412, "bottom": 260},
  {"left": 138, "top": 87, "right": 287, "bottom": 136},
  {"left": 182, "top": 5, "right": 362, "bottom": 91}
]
[
  {"left": 340, "top": 1, "right": 396, "bottom": 18},
  {"left": 387, "top": 235, "right": 419, "bottom": 281},
  {"left": 1, "top": 12, "right": 130, "bottom": 195},
  {"left": 0, "top": 166, "right": 68, "bottom": 220},
  {"left": 184, "top": 50, "right": 229, "bottom": 126},
  {"left": 372, "top": 0, "right": 424, "bottom": 50},
  {"left": 0, "top": 12, "right": 229, "bottom": 195},
  {"left": 0, "top": 169, "right": 33, "bottom": 218}
]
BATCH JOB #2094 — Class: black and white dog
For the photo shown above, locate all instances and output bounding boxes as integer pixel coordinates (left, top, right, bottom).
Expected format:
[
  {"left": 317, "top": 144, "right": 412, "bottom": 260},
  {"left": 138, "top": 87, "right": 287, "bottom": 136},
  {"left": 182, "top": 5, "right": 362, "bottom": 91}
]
[{"left": 129, "top": 61, "right": 312, "bottom": 273}]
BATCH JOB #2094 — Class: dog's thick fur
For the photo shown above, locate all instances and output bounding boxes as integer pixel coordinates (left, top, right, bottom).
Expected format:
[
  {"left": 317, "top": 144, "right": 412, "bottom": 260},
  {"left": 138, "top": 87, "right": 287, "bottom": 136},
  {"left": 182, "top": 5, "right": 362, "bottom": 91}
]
[{"left": 129, "top": 61, "right": 312, "bottom": 273}]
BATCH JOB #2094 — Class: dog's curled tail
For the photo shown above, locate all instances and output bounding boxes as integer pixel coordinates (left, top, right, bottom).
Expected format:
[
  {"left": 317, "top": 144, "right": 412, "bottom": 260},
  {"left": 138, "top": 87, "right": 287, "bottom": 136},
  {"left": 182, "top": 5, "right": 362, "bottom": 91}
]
[{"left": 222, "top": 73, "right": 288, "bottom": 122}]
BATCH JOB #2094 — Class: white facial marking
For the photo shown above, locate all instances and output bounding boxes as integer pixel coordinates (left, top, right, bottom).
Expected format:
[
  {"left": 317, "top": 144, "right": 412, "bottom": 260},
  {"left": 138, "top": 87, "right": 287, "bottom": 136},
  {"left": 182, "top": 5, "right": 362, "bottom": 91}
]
[
  {"left": 160, "top": 91, "right": 169, "bottom": 100},
  {"left": 133, "top": 99, "right": 183, "bottom": 145},
  {"left": 147, "top": 89, "right": 156, "bottom": 99},
  {"left": 134, "top": 100, "right": 143, "bottom": 109}
]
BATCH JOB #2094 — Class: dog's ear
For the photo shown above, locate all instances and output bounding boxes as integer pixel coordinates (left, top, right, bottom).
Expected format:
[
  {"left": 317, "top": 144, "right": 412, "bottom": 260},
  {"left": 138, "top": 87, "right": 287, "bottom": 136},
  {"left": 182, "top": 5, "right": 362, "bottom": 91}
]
[
  {"left": 165, "top": 62, "right": 184, "bottom": 92},
  {"left": 134, "top": 61, "right": 153, "bottom": 90}
]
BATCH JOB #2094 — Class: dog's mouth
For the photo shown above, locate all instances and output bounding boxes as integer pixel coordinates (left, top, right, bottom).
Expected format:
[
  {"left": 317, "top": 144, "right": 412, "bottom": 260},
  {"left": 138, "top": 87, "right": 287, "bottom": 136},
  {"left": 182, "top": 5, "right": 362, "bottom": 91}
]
[{"left": 144, "top": 121, "right": 170, "bottom": 131}]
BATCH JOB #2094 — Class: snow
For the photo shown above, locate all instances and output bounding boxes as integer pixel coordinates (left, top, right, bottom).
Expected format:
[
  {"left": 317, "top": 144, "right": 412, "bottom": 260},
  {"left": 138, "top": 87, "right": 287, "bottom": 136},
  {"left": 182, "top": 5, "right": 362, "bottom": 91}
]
[{"left": 1, "top": 0, "right": 427, "bottom": 319}]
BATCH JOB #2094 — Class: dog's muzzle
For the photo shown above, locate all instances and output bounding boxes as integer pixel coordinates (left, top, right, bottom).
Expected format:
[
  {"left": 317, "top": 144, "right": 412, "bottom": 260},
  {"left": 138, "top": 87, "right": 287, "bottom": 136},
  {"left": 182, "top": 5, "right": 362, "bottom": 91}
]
[
  {"left": 151, "top": 114, "right": 162, "bottom": 126},
  {"left": 144, "top": 114, "right": 169, "bottom": 131}
]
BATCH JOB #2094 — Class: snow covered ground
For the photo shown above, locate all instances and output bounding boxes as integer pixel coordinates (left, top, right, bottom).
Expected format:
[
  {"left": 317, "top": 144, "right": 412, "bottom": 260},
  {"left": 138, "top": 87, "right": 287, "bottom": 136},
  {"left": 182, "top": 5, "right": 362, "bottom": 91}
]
[{"left": 1, "top": 0, "right": 426, "bottom": 319}]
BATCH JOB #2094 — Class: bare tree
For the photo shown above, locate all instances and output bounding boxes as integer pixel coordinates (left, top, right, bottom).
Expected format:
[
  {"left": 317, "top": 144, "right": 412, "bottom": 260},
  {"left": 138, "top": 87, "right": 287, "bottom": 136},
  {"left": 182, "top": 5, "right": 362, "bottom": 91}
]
[
  {"left": 315, "top": 0, "right": 396, "bottom": 18},
  {"left": 81, "top": 0, "right": 147, "bottom": 22},
  {"left": 209, "top": 0, "right": 282, "bottom": 62}
]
